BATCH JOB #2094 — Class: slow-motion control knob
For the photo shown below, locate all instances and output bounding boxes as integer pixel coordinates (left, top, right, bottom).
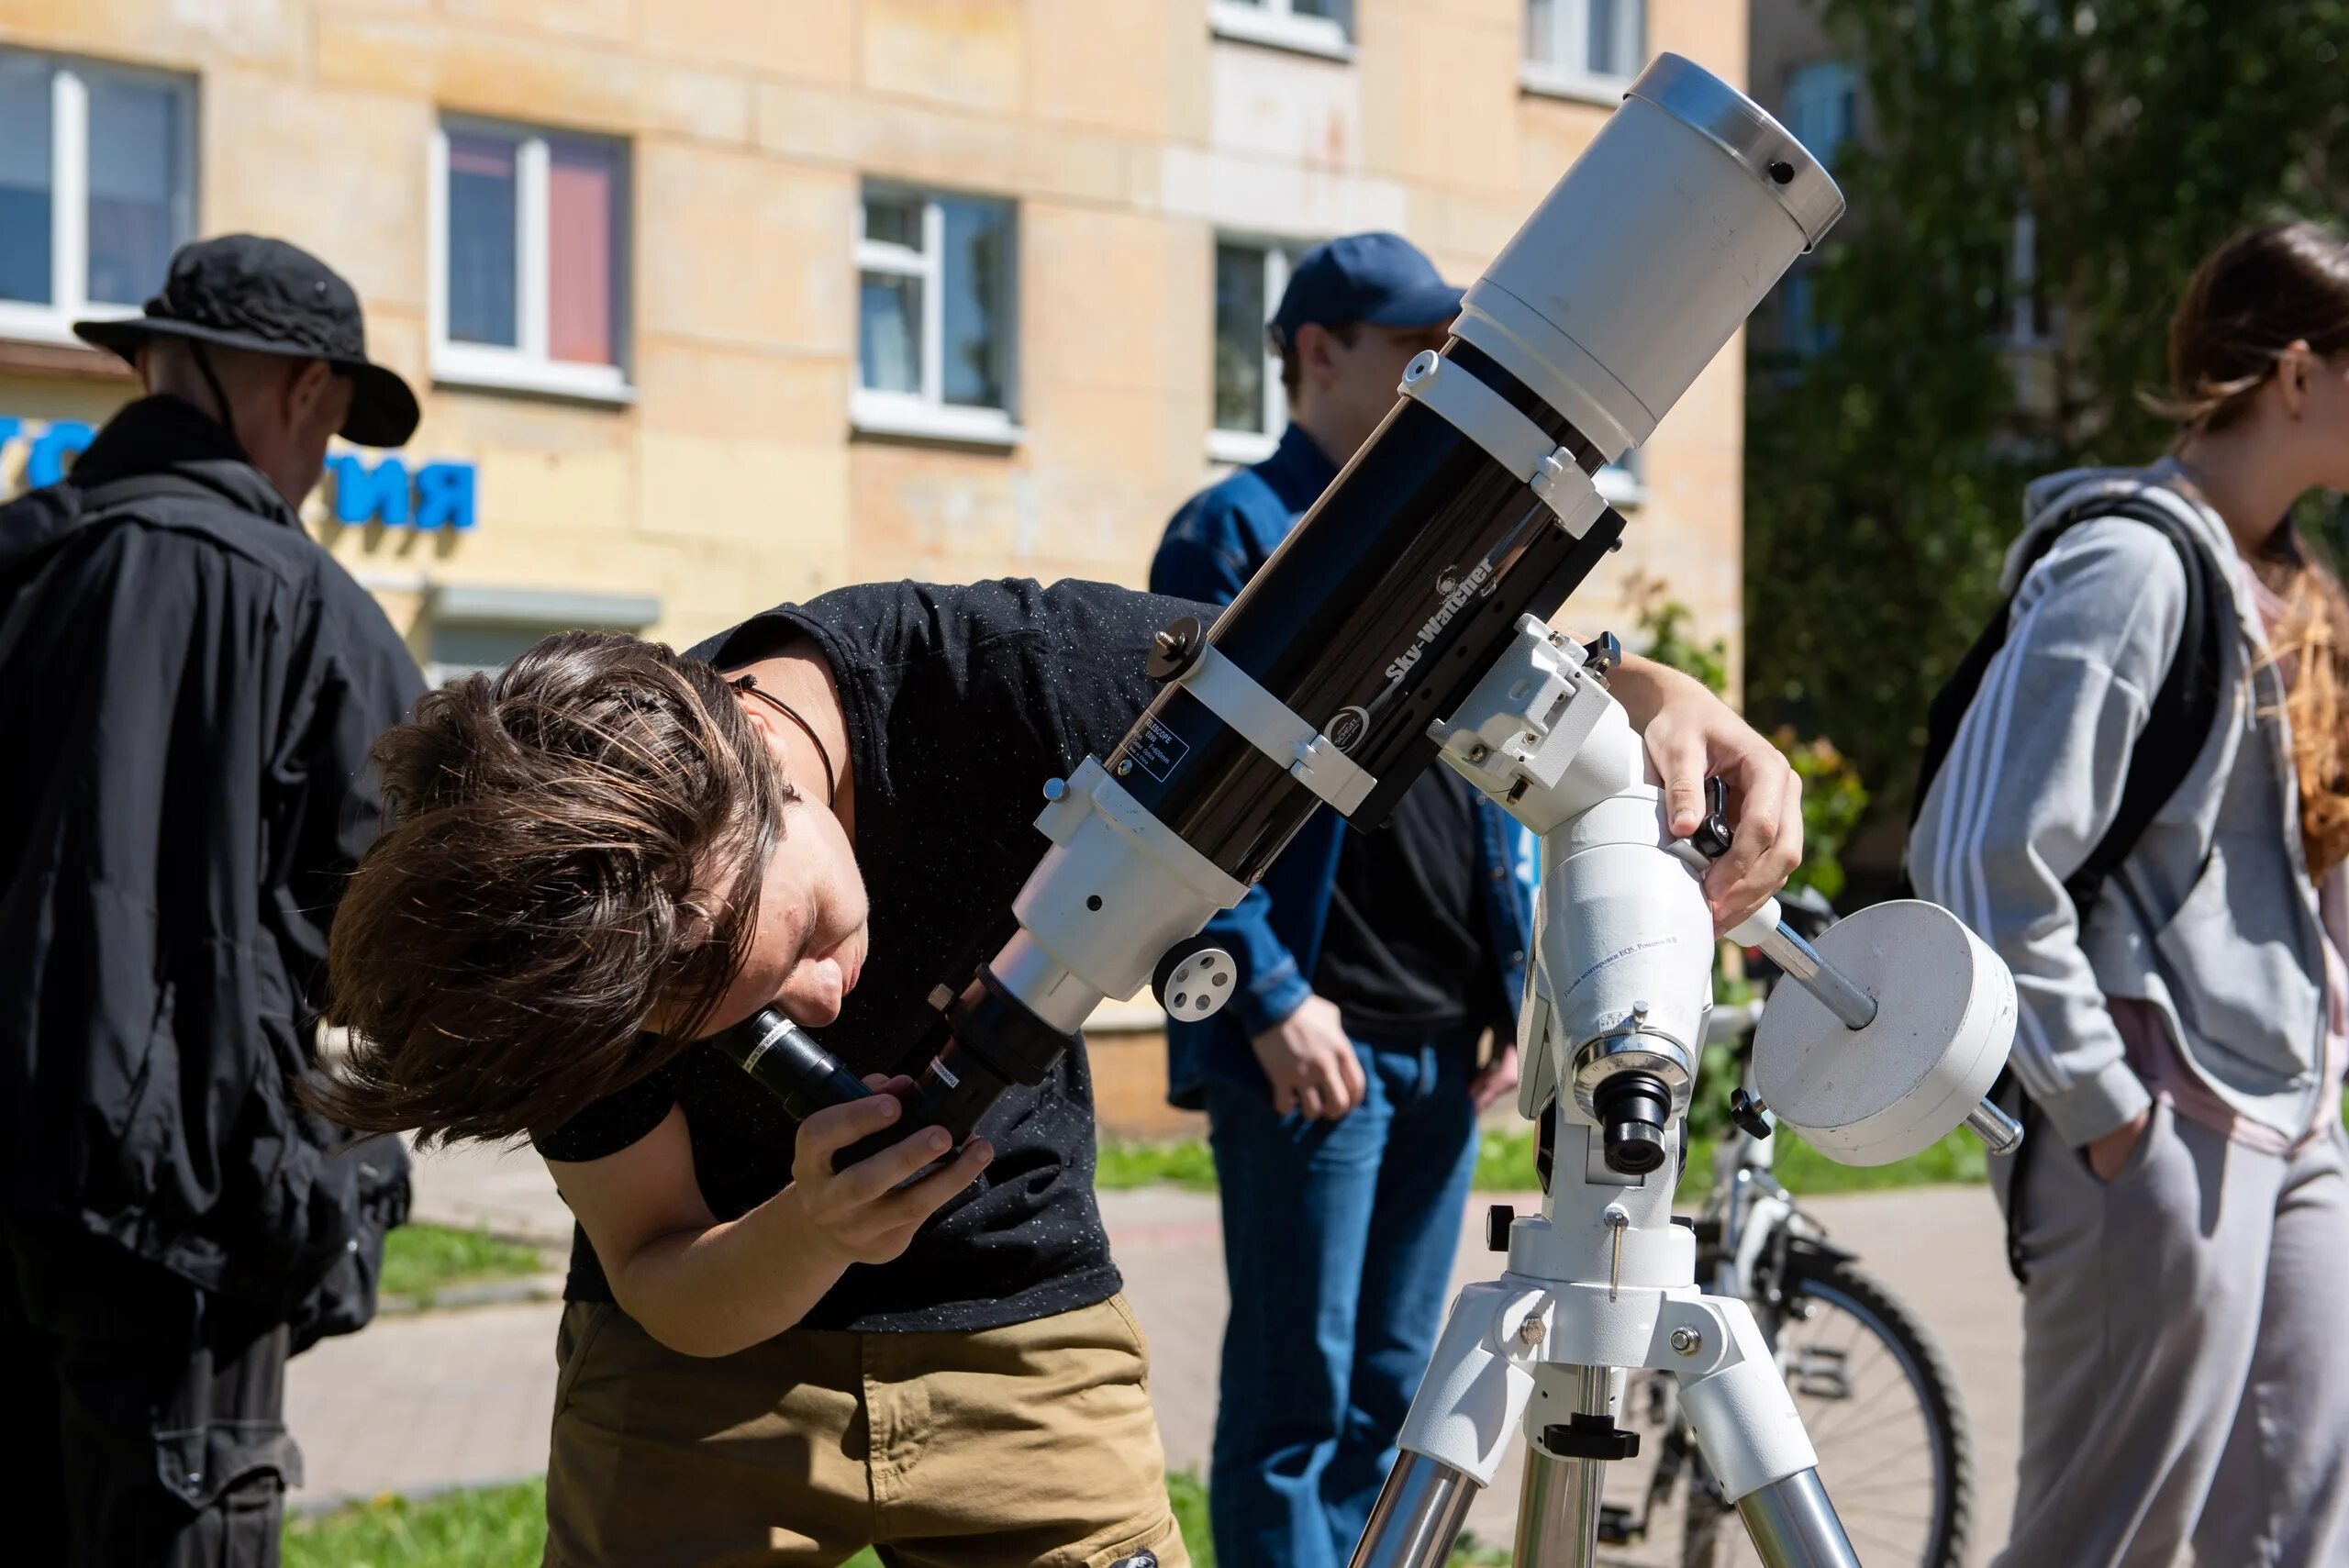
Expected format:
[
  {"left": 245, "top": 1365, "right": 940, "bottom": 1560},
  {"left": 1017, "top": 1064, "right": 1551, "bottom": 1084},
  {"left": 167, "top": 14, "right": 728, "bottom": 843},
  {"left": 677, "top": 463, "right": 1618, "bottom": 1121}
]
[{"left": 1152, "top": 936, "right": 1237, "bottom": 1023}]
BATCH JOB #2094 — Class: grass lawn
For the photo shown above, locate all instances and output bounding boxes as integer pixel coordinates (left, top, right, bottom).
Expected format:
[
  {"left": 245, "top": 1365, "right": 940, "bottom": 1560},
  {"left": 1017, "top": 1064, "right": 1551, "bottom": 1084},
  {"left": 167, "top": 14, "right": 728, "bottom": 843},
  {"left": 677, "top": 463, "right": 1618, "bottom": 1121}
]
[
  {"left": 378, "top": 1223, "right": 548, "bottom": 1307},
  {"left": 1102, "top": 1123, "right": 1988, "bottom": 1205},
  {"left": 1474, "top": 1122, "right": 1987, "bottom": 1206},
  {"left": 285, "top": 1470, "right": 1512, "bottom": 1566},
  {"left": 284, "top": 1479, "right": 547, "bottom": 1568}
]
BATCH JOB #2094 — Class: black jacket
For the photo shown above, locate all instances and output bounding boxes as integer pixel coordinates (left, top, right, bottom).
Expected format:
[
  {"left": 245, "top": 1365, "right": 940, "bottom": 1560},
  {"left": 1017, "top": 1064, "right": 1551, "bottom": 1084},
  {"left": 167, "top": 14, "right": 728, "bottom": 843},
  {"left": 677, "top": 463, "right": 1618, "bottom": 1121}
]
[{"left": 0, "top": 396, "right": 424, "bottom": 1308}]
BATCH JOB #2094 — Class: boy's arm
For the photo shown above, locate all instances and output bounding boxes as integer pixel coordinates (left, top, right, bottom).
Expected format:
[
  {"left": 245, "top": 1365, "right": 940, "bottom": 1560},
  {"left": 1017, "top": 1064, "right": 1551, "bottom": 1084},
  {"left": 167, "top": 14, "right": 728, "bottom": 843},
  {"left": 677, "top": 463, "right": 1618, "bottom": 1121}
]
[{"left": 549, "top": 1087, "right": 989, "bottom": 1357}]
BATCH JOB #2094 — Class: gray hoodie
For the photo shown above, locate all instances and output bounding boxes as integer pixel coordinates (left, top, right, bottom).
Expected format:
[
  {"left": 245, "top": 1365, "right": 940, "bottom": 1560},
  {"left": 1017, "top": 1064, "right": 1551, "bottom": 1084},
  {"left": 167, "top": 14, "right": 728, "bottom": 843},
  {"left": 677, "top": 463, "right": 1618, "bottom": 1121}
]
[{"left": 1908, "top": 462, "right": 2334, "bottom": 1149}]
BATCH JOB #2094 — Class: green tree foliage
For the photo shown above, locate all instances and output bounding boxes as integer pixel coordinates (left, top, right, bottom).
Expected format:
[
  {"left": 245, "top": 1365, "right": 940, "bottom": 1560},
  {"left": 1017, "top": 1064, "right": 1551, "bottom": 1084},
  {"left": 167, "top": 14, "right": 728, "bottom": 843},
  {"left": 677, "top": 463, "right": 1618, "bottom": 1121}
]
[
  {"left": 1628, "top": 575, "right": 1869, "bottom": 897},
  {"left": 1746, "top": 0, "right": 2349, "bottom": 827}
]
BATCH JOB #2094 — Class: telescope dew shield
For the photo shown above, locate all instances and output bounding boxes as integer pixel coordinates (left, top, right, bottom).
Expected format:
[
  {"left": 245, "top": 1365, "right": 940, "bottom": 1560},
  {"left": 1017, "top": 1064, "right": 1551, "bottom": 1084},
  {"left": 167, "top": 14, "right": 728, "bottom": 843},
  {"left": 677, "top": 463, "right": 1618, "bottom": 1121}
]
[{"left": 1454, "top": 53, "right": 1843, "bottom": 462}]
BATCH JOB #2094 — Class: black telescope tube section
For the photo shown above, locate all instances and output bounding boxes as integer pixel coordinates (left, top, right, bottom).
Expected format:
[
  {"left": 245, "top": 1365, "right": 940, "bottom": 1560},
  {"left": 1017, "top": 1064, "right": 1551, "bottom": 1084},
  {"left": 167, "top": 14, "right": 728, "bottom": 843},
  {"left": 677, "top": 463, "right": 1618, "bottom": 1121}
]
[
  {"left": 706, "top": 986, "right": 1077, "bottom": 1174},
  {"left": 1108, "top": 340, "right": 1624, "bottom": 884},
  {"left": 705, "top": 1007, "right": 876, "bottom": 1121},
  {"left": 833, "top": 967, "right": 1080, "bottom": 1171}
]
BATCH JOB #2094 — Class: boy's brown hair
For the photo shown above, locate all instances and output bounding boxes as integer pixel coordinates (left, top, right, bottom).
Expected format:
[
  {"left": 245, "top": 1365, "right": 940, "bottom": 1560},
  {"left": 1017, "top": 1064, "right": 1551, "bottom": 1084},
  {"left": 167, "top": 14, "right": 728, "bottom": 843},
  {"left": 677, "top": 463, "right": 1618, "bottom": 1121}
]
[{"left": 311, "top": 630, "right": 790, "bottom": 1144}]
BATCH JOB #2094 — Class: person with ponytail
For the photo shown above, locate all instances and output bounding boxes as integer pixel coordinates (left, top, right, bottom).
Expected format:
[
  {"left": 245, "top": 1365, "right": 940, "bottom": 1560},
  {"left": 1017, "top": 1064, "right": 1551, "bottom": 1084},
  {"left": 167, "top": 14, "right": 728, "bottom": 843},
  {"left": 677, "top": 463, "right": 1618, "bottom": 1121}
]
[{"left": 1910, "top": 221, "right": 2349, "bottom": 1567}]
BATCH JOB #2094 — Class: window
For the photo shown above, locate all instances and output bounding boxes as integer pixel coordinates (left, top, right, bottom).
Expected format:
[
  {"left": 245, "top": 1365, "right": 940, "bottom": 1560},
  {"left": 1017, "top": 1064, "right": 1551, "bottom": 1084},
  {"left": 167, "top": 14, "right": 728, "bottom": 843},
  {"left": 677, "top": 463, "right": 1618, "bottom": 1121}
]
[
  {"left": 1779, "top": 268, "right": 1831, "bottom": 359},
  {"left": 423, "top": 586, "right": 660, "bottom": 686},
  {"left": 1521, "top": 0, "right": 1648, "bottom": 102},
  {"left": 1209, "top": 0, "right": 1354, "bottom": 61},
  {"left": 0, "top": 52, "right": 194, "bottom": 344},
  {"left": 430, "top": 117, "right": 630, "bottom": 403},
  {"left": 1210, "top": 239, "right": 1304, "bottom": 464},
  {"left": 854, "top": 185, "right": 1020, "bottom": 445},
  {"left": 1783, "top": 60, "right": 1859, "bottom": 172}
]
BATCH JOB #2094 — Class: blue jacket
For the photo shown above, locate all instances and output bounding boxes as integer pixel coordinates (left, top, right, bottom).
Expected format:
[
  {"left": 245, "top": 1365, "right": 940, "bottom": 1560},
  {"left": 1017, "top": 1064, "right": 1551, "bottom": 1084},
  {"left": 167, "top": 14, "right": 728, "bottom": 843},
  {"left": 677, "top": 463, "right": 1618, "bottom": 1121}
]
[{"left": 1148, "top": 424, "right": 1538, "bottom": 1108}]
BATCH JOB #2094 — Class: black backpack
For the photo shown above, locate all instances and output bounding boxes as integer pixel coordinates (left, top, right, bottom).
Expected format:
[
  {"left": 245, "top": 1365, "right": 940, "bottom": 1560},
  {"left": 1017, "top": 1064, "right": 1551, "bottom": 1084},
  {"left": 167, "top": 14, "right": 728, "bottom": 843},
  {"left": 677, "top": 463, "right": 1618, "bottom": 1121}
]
[
  {"left": 1906, "top": 489, "right": 2229, "bottom": 1287},
  {"left": 1907, "top": 490, "right": 2230, "bottom": 917}
]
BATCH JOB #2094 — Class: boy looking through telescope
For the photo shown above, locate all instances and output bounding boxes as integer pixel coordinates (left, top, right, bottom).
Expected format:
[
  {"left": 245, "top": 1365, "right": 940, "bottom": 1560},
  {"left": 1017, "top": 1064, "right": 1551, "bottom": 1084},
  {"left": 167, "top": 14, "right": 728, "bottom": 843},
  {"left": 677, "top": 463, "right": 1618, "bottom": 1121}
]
[{"left": 318, "top": 576, "right": 1801, "bottom": 1565}]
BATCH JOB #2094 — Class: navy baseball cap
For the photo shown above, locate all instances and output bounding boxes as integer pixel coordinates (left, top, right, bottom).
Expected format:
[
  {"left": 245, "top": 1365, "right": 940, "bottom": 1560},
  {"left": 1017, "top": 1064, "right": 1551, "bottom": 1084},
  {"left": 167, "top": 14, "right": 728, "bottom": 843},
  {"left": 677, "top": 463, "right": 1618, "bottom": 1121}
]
[{"left": 1268, "top": 232, "right": 1463, "bottom": 352}]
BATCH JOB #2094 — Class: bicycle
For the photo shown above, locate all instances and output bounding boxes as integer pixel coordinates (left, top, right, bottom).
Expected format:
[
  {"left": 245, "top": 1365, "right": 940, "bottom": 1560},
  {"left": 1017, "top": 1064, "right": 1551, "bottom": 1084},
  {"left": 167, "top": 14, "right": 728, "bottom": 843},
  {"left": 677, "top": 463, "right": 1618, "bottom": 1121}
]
[{"left": 1593, "top": 889, "right": 1975, "bottom": 1568}]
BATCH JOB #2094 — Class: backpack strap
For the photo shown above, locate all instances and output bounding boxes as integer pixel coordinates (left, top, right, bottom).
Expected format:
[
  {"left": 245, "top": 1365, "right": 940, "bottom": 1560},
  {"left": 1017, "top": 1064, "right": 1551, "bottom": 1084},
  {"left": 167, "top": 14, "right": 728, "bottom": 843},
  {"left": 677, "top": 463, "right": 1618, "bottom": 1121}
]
[
  {"left": 2047, "top": 492, "right": 2229, "bottom": 915},
  {"left": 1904, "top": 486, "right": 2229, "bottom": 915}
]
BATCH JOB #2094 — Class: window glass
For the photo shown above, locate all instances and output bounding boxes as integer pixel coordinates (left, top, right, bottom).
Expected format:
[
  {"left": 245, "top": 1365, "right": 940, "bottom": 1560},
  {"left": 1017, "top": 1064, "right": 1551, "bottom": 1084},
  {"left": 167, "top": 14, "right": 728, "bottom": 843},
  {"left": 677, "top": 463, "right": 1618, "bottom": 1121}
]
[
  {"left": 547, "top": 137, "right": 618, "bottom": 365},
  {"left": 0, "top": 58, "right": 54, "bottom": 306},
  {"left": 84, "top": 72, "right": 184, "bottom": 306},
  {"left": 1214, "top": 243, "right": 1271, "bottom": 433},
  {"left": 447, "top": 130, "right": 519, "bottom": 349},
  {"left": 940, "top": 198, "right": 1009, "bottom": 410},
  {"left": 859, "top": 272, "right": 922, "bottom": 394}
]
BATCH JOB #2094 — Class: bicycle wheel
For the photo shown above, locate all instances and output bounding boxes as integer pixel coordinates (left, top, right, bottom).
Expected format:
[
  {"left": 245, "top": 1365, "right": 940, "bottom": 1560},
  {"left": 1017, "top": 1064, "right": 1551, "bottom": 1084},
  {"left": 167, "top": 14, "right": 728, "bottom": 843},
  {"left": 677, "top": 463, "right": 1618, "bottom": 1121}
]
[{"left": 1679, "top": 1252, "right": 1972, "bottom": 1568}]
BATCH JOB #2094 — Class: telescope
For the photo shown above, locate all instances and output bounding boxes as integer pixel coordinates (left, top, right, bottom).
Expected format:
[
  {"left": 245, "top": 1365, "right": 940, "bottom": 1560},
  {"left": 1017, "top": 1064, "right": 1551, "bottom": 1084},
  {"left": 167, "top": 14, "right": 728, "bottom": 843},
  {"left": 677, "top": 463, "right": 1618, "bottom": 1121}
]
[{"left": 713, "top": 54, "right": 2021, "bottom": 1568}]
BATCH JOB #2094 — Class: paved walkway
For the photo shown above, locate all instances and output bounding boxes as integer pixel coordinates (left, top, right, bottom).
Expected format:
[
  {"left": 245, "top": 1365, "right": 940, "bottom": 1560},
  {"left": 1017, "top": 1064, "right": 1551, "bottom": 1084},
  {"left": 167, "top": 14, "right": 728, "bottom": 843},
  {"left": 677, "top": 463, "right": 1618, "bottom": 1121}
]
[{"left": 291, "top": 1140, "right": 2020, "bottom": 1563}]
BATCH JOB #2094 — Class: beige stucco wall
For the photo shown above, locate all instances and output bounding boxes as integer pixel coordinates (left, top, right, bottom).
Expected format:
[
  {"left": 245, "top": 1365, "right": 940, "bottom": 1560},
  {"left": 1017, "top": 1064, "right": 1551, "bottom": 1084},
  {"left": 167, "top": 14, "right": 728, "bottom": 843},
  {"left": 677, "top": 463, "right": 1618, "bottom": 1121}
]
[{"left": 0, "top": 0, "right": 1750, "bottom": 672}]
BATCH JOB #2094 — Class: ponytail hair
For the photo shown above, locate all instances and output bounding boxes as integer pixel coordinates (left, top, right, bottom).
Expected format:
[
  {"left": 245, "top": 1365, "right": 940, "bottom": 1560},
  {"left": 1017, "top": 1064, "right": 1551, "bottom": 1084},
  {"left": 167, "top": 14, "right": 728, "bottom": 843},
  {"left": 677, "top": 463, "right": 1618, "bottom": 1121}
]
[{"left": 2148, "top": 222, "right": 2349, "bottom": 876}]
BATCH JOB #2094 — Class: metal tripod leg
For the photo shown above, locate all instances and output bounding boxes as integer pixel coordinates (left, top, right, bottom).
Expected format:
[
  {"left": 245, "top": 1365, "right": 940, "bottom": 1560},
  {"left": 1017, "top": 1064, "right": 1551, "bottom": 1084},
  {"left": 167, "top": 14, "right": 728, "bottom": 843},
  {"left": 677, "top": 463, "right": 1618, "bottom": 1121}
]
[
  {"left": 1347, "top": 1452, "right": 1480, "bottom": 1568},
  {"left": 1513, "top": 1365, "right": 1612, "bottom": 1568},
  {"left": 1670, "top": 1293, "right": 1862, "bottom": 1568}
]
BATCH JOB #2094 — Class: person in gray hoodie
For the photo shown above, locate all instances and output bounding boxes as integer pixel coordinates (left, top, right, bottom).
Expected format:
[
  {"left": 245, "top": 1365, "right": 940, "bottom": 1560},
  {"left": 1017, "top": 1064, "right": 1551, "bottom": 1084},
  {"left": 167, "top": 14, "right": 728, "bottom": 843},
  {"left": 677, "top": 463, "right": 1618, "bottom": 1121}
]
[{"left": 1910, "top": 222, "right": 2349, "bottom": 1568}]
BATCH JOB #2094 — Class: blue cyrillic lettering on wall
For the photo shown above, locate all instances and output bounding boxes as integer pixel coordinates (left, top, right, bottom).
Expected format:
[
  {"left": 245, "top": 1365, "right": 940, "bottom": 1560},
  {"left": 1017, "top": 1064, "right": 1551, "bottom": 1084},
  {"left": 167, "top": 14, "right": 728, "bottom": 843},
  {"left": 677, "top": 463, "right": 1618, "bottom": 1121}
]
[
  {"left": 329, "top": 453, "right": 411, "bottom": 527},
  {"left": 413, "top": 462, "right": 477, "bottom": 531},
  {"left": 28, "top": 421, "right": 94, "bottom": 487},
  {"left": 324, "top": 450, "right": 477, "bottom": 529},
  {"left": 5, "top": 416, "right": 479, "bottom": 528}
]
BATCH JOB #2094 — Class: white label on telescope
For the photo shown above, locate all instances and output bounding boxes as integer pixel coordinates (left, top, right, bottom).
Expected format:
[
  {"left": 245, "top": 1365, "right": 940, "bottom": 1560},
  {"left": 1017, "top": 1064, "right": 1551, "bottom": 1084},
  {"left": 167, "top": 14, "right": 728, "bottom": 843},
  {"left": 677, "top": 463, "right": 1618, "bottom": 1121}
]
[
  {"left": 931, "top": 1059, "right": 963, "bottom": 1089},
  {"left": 1129, "top": 717, "right": 1190, "bottom": 784}
]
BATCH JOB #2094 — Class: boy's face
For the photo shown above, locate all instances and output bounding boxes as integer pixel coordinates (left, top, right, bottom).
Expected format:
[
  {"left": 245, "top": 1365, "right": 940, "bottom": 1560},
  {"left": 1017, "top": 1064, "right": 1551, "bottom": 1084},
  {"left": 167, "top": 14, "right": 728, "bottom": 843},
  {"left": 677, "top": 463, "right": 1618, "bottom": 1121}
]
[{"left": 698, "top": 780, "right": 873, "bottom": 1038}]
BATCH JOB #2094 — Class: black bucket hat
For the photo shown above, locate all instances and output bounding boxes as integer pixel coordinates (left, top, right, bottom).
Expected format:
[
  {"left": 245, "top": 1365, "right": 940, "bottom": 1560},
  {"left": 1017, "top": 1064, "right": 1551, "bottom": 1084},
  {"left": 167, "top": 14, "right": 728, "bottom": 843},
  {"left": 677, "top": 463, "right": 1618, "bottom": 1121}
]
[{"left": 75, "top": 234, "right": 420, "bottom": 449}]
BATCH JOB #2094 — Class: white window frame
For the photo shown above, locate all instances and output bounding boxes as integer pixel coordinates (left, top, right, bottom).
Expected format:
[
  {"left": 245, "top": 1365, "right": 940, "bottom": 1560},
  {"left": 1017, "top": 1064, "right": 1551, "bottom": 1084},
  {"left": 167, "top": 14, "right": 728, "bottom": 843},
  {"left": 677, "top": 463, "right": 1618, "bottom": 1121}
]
[
  {"left": 1208, "top": 0, "right": 1356, "bottom": 63},
  {"left": 852, "top": 185, "right": 1023, "bottom": 448},
  {"left": 1520, "top": 0, "right": 1647, "bottom": 106},
  {"left": 0, "top": 54, "right": 195, "bottom": 347},
  {"left": 422, "top": 584, "right": 661, "bottom": 687},
  {"left": 429, "top": 117, "right": 633, "bottom": 406},
  {"left": 1208, "top": 239, "right": 1302, "bottom": 466}
]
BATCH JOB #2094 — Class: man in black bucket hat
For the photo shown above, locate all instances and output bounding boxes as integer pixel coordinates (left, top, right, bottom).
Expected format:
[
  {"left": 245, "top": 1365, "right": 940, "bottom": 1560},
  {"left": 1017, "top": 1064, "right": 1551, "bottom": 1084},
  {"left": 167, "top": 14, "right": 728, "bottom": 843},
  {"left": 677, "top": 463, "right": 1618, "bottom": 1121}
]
[{"left": 0, "top": 235, "right": 425, "bottom": 1567}]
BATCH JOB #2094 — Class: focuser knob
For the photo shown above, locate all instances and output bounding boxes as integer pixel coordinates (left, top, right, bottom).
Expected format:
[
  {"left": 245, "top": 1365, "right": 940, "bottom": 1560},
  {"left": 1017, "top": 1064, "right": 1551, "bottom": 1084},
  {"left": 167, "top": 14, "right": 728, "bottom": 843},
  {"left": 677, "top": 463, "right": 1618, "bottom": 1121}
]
[
  {"left": 1152, "top": 937, "right": 1236, "bottom": 1022},
  {"left": 1729, "top": 1087, "right": 1774, "bottom": 1140}
]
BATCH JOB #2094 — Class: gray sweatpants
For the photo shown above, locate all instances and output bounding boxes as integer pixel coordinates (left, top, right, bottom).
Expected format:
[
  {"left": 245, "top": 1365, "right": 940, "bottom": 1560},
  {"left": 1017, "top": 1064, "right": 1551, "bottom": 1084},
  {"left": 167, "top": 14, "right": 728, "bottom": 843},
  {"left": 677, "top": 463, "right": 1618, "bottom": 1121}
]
[{"left": 1990, "top": 1100, "right": 2349, "bottom": 1568}]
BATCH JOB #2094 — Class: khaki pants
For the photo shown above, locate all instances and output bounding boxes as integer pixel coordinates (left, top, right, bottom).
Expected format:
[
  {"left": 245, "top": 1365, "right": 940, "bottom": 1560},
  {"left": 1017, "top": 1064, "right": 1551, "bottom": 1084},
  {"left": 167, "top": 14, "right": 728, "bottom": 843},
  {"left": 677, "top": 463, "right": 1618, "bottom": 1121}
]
[{"left": 545, "top": 1293, "right": 1189, "bottom": 1568}]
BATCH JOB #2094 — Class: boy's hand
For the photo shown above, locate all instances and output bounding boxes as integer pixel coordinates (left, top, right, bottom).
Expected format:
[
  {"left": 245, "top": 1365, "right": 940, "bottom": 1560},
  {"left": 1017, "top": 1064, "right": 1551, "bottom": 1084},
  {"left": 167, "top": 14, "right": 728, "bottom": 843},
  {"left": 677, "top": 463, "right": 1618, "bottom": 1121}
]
[
  {"left": 790, "top": 1074, "right": 991, "bottom": 1265},
  {"left": 1251, "top": 995, "right": 1366, "bottom": 1119},
  {"left": 1608, "top": 655, "right": 1805, "bottom": 933}
]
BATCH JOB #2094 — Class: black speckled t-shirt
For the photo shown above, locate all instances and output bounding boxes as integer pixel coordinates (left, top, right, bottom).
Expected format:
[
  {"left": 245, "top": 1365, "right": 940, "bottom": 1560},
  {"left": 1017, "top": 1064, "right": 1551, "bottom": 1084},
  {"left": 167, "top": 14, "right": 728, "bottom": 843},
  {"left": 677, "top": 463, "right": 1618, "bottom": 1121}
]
[{"left": 535, "top": 578, "right": 1201, "bottom": 1333}]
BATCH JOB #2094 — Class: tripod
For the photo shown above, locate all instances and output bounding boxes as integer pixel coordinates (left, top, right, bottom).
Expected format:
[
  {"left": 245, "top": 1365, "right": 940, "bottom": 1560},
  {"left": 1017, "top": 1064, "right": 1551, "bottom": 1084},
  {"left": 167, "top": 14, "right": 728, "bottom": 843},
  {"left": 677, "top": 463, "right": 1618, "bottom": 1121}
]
[{"left": 1347, "top": 617, "right": 2022, "bottom": 1568}]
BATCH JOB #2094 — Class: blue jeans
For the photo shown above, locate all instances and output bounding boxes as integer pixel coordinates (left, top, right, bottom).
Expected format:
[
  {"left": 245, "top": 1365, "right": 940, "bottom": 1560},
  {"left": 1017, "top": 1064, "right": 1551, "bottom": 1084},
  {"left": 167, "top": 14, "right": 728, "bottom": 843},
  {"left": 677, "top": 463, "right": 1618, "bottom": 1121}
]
[{"left": 1204, "top": 1029, "right": 1482, "bottom": 1568}]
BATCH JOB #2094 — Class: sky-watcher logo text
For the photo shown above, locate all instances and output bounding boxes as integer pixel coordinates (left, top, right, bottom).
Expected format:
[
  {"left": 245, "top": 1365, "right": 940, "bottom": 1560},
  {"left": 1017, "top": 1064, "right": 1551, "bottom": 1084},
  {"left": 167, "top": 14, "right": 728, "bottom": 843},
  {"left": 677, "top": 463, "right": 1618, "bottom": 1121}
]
[{"left": 1383, "top": 560, "right": 1496, "bottom": 681}]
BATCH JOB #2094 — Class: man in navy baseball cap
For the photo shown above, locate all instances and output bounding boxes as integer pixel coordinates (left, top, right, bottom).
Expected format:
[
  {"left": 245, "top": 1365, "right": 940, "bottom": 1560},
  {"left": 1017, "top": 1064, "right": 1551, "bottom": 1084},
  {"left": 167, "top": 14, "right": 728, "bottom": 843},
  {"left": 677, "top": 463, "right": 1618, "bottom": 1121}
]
[
  {"left": 1150, "top": 232, "right": 1535, "bottom": 1568},
  {"left": 1264, "top": 232, "right": 1464, "bottom": 473}
]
